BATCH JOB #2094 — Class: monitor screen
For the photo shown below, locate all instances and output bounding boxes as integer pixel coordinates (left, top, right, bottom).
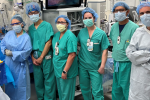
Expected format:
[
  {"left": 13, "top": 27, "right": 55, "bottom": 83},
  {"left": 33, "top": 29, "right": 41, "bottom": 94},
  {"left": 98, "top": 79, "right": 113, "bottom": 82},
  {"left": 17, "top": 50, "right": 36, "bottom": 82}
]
[{"left": 46, "top": 0, "right": 81, "bottom": 9}]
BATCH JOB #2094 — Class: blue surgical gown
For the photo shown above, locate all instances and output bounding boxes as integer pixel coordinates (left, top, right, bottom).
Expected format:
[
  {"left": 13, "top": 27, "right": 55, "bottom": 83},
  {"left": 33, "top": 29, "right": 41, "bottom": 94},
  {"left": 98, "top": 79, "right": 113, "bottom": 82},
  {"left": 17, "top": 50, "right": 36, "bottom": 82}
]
[
  {"left": 0, "top": 40, "right": 5, "bottom": 61},
  {"left": 1, "top": 30, "right": 32, "bottom": 100}
]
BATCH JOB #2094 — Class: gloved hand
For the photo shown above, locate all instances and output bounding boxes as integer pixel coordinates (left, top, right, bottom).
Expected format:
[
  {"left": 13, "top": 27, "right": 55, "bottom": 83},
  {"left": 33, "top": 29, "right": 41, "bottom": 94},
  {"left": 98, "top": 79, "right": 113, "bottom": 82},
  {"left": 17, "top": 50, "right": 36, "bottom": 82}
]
[
  {"left": 0, "top": 60, "right": 3, "bottom": 63},
  {"left": 5, "top": 49, "right": 12, "bottom": 56}
]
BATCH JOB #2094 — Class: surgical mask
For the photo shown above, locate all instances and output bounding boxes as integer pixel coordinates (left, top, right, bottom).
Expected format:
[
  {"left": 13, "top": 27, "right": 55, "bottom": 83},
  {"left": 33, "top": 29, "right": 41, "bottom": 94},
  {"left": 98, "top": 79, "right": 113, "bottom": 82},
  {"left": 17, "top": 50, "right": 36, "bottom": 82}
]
[
  {"left": 12, "top": 24, "right": 22, "bottom": 33},
  {"left": 83, "top": 19, "right": 94, "bottom": 27},
  {"left": 56, "top": 24, "right": 66, "bottom": 32},
  {"left": 115, "top": 11, "right": 127, "bottom": 22},
  {"left": 29, "top": 14, "right": 40, "bottom": 23},
  {"left": 140, "top": 14, "right": 150, "bottom": 27}
]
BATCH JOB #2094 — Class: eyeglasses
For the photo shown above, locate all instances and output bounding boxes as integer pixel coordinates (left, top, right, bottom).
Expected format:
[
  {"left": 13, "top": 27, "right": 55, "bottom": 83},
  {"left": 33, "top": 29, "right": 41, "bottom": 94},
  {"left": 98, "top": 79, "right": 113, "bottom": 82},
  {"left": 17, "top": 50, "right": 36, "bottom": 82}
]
[
  {"left": 10, "top": 22, "right": 22, "bottom": 26},
  {"left": 28, "top": 11, "right": 39, "bottom": 15},
  {"left": 139, "top": 11, "right": 150, "bottom": 16},
  {"left": 113, "top": 9, "right": 126, "bottom": 13},
  {"left": 56, "top": 21, "right": 67, "bottom": 25}
]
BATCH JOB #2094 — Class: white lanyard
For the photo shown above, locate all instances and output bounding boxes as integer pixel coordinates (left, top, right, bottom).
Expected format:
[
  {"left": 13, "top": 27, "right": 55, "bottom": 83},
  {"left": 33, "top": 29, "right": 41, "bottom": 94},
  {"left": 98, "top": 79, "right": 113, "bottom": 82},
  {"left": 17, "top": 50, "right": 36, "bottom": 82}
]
[
  {"left": 117, "top": 36, "right": 121, "bottom": 44},
  {"left": 55, "top": 42, "right": 59, "bottom": 55},
  {"left": 87, "top": 38, "right": 91, "bottom": 46},
  {"left": 87, "top": 38, "right": 93, "bottom": 51}
]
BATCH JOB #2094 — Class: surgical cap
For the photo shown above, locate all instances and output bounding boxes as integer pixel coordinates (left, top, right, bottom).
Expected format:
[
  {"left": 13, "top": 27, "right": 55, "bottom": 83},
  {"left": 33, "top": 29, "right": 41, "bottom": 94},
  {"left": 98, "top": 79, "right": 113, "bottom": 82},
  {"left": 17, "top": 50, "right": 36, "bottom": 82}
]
[
  {"left": 26, "top": 2, "right": 40, "bottom": 15},
  {"left": 82, "top": 7, "right": 98, "bottom": 22},
  {"left": 11, "top": 14, "right": 26, "bottom": 28},
  {"left": 55, "top": 15, "right": 71, "bottom": 29},
  {"left": 136, "top": 2, "right": 150, "bottom": 15},
  {"left": 112, "top": 2, "right": 129, "bottom": 12}
]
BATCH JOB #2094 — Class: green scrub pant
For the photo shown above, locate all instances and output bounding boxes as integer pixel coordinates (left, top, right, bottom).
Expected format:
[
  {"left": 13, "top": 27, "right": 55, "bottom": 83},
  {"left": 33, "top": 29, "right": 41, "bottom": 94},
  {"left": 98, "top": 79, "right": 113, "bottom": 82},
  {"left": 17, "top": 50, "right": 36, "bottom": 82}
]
[
  {"left": 33, "top": 58, "right": 56, "bottom": 100},
  {"left": 56, "top": 77, "right": 76, "bottom": 100},
  {"left": 112, "top": 61, "right": 131, "bottom": 100},
  {"left": 79, "top": 68, "right": 104, "bottom": 100}
]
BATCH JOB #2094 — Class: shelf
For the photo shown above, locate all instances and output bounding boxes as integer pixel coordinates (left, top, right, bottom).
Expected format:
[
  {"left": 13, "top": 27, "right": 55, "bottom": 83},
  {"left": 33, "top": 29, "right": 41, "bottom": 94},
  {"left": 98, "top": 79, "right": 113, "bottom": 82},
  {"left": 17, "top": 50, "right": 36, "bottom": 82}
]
[
  {"left": 71, "top": 28, "right": 82, "bottom": 32},
  {"left": 57, "top": 7, "right": 85, "bottom": 12},
  {"left": 71, "top": 23, "right": 83, "bottom": 27},
  {"left": 43, "top": 7, "right": 85, "bottom": 12}
]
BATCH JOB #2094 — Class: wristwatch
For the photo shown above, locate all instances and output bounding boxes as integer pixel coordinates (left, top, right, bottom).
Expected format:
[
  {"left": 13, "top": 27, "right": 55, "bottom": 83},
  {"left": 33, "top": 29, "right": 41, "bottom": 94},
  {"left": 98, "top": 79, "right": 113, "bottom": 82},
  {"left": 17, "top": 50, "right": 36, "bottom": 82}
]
[{"left": 63, "top": 70, "right": 67, "bottom": 74}]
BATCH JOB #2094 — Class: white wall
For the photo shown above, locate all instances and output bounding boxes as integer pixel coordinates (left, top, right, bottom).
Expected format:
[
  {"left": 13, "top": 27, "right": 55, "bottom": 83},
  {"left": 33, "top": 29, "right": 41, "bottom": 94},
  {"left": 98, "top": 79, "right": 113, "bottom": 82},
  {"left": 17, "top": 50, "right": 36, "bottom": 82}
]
[
  {"left": 86, "top": 0, "right": 145, "bottom": 21},
  {"left": 87, "top": 0, "right": 111, "bottom": 11},
  {"left": 106, "top": 0, "right": 111, "bottom": 11}
]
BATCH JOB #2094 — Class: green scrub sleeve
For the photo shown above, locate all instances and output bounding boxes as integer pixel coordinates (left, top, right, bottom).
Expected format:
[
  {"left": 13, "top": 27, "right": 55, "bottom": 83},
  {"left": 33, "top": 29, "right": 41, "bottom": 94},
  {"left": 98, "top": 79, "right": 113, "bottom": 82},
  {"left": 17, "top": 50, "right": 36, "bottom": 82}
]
[
  {"left": 101, "top": 33, "right": 110, "bottom": 51},
  {"left": 45, "top": 23, "right": 54, "bottom": 43},
  {"left": 109, "top": 26, "right": 113, "bottom": 40},
  {"left": 109, "top": 23, "right": 116, "bottom": 41},
  {"left": 67, "top": 37, "right": 77, "bottom": 54},
  {"left": 28, "top": 28, "right": 33, "bottom": 48},
  {"left": 77, "top": 31, "right": 80, "bottom": 43}
]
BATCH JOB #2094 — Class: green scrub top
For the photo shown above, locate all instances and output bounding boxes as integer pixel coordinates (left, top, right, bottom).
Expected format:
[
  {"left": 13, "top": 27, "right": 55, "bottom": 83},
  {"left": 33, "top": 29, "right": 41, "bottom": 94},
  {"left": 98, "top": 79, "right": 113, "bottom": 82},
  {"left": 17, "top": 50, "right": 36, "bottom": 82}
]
[
  {"left": 110, "top": 20, "right": 139, "bottom": 62},
  {"left": 77, "top": 27, "right": 110, "bottom": 70},
  {"left": 52, "top": 30, "right": 78, "bottom": 78},
  {"left": 28, "top": 21, "right": 54, "bottom": 52}
]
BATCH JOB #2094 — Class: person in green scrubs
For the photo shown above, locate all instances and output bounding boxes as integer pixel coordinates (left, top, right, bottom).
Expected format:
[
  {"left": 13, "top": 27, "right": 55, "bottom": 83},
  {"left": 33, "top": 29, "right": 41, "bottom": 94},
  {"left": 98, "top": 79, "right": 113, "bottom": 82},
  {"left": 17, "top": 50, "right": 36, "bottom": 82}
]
[
  {"left": 26, "top": 2, "right": 56, "bottom": 100},
  {"left": 52, "top": 15, "right": 78, "bottom": 100},
  {"left": 77, "top": 7, "right": 110, "bottom": 100},
  {"left": 110, "top": 2, "right": 139, "bottom": 100}
]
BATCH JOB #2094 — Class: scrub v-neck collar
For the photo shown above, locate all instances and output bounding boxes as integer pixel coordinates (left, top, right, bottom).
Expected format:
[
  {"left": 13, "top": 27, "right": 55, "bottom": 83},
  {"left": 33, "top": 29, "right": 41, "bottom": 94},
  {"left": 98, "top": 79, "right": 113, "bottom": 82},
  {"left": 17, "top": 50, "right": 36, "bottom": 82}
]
[
  {"left": 15, "top": 30, "right": 25, "bottom": 38},
  {"left": 117, "top": 20, "right": 130, "bottom": 36},
  {"left": 58, "top": 30, "right": 68, "bottom": 42},
  {"left": 86, "top": 26, "right": 97, "bottom": 39},
  {"left": 32, "top": 21, "right": 45, "bottom": 30}
]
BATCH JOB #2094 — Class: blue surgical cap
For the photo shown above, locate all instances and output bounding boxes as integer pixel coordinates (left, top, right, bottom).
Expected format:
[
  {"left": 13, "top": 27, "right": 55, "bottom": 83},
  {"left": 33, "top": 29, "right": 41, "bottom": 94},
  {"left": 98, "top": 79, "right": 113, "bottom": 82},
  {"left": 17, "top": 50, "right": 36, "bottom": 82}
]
[
  {"left": 136, "top": 2, "right": 150, "bottom": 15},
  {"left": 55, "top": 15, "right": 71, "bottom": 29},
  {"left": 82, "top": 7, "right": 98, "bottom": 22},
  {"left": 26, "top": 2, "right": 40, "bottom": 15},
  {"left": 112, "top": 2, "right": 130, "bottom": 12},
  {"left": 11, "top": 14, "right": 26, "bottom": 28}
]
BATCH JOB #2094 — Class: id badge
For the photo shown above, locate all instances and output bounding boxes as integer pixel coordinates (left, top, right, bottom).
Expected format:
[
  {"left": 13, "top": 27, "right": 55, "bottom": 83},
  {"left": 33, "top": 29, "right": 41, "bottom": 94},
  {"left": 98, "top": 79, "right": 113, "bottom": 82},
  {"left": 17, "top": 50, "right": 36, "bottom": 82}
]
[
  {"left": 88, "top": 42, "right": 93, "bottom": 51},
  {"left": 45, "top": 55, "right": 51, "bottom": 60},
  {"left": 55, "top": 47, "right": 59, "bottom": 55},
  {"left": 117, "top": 36, "right": 120, "bottom": 44},
  {"left": 33, "top": 51, "right": 38, "bottom": 59},
  {"left": 87, "top": 39, "right": 90, "bottom": 46}
]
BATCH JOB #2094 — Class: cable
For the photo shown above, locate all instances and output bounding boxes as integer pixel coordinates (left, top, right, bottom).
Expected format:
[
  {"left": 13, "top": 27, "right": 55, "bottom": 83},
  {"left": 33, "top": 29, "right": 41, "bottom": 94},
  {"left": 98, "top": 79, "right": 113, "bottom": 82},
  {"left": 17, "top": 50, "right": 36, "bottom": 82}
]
[
  {"left": 105, "top": 14, "right": 107, "bottom": 20},
  {"left": 71, "top": 12, "right": 81, "bottom": 24},
  {"left": 84, "top": 0, "right": 87, "bottom": 7}
]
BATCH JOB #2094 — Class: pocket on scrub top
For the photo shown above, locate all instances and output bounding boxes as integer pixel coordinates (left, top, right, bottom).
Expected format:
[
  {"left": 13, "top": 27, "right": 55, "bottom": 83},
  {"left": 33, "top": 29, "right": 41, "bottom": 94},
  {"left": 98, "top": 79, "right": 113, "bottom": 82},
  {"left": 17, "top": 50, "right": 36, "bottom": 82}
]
[
  {"left": 124, "top": 40, "right": 130, "bottom": 49},
  {"left": 93, "top": 43, "right": 100, "bottom": 52},
  {"left": 59, "top": 47, "right": 67, "bottom": 57}
]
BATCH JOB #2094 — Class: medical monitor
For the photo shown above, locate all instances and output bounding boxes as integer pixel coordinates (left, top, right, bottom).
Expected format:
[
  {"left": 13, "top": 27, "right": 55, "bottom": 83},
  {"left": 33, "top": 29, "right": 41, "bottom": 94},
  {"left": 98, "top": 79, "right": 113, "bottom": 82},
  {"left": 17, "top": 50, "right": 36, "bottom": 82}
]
[{"left": 45, "top": 0, "right": 82, "bottom": 9}]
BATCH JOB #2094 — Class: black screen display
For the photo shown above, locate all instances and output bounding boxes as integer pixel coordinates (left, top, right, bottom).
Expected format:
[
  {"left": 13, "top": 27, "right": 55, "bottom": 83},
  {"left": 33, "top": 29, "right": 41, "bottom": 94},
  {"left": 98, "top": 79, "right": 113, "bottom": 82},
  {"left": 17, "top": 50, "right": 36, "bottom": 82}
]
[{"left": 46, "top": 0, "right": 81, "bottom": 9}]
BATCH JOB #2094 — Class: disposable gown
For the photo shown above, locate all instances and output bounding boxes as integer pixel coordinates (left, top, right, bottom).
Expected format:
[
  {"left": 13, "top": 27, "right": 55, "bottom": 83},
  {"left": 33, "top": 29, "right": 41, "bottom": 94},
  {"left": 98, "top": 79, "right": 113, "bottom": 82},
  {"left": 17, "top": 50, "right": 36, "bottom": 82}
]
[
  {"left": 1, "top": 30, "right": 32, "bottom": 100},
  {"left": 126, "top": 26, "right": 150, "bottom": 100}
]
